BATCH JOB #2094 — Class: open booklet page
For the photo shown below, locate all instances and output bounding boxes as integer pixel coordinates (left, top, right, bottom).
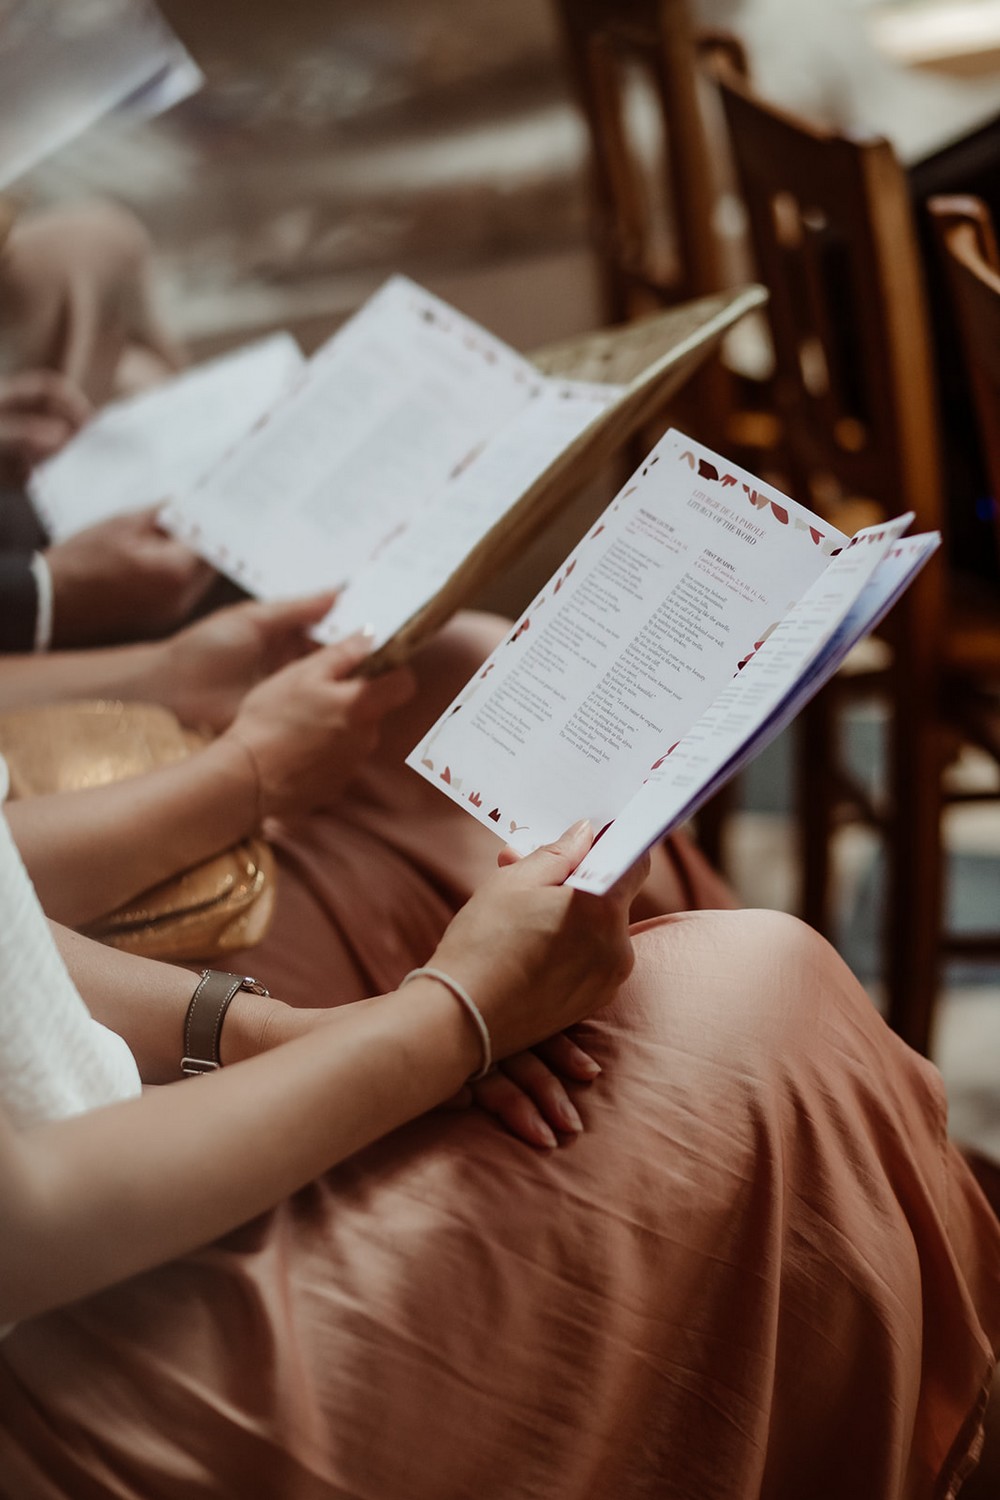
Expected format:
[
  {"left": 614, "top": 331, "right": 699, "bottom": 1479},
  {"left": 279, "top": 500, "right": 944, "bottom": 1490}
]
[
  {"left": 568, "top": 527, "right": 938, "bottom": 892},
  {"left": 30, "top": 334, "right": 305, "bottom": 540},
  {"left": 0, "top": 0, "right": 202, "bottom": 189},
  {"left": 406, "top": 430, "right": 938, "bottom": 889},
  {"left": 162, "top": 277, "right": 617, "bottom": 624},
  {"left": 310, "top": 378, "right": 615, "bottom": 647}
]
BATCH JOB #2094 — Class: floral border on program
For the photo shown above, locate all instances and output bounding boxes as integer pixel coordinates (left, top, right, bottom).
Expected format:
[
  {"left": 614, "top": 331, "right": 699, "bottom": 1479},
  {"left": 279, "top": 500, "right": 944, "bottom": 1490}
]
[
  {"left": 675, "top": 446, "right": 842, "bottom": 557},
  {"left": 414, "top": 438, "right": 835, "bottom": 840}
]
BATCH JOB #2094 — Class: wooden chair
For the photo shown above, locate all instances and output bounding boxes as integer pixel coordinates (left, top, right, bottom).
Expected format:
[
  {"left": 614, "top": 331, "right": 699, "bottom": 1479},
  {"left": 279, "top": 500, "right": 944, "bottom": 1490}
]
[
  {"left": 929, "top": 196, "right": 1000, "bottom": 561},
  {"left": 550, "top": 0, "right": 767, "bottom": 866},
  {"left": 549, "top": 1, "right": 765, "bottom": 436},
  {"left": 926, "top": 191, "right": 1000, "bottom": 965},
  {"left": 713, "top": 66, "right": 1000, "bottom": 1055},
  {"left": 551, "top": 0, "right": 741, "bottom": 319}
]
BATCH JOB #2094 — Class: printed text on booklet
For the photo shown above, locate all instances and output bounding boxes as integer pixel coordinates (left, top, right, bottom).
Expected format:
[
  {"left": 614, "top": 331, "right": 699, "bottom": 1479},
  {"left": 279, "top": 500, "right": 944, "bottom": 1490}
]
[
  {"left": 162, "top": 277, "right": 615, "bottom": 647},
  {"left": 407, "top": 429, "right": 938, "bottom": 894}
]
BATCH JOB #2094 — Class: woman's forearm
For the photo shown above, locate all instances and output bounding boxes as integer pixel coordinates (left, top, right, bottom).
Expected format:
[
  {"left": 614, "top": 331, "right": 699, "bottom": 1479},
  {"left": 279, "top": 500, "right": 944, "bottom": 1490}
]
[
  {"left": 51, "top": 922, "right": 334, "bottom": 1084},
  {"left": 0, "top": 640, "right": 166, "bottom": 710},
  {"left": 0, "top": 824, "right": 643, "bottom": 1325},
  {"left": 50, "top": 923, "right": 280, "bottom": 1083},
  {"left": 0, "top": 973, "right": 478, "bottom": 1325},
  {"left": 7, "top": 736, "right": 259, "bottom": 925}
]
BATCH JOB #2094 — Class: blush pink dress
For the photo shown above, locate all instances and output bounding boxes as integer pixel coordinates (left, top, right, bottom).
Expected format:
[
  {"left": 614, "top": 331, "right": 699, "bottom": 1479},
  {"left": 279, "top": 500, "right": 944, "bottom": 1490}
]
[{"left": 0, "top": 615, "right": 998, "bottom": 1499}]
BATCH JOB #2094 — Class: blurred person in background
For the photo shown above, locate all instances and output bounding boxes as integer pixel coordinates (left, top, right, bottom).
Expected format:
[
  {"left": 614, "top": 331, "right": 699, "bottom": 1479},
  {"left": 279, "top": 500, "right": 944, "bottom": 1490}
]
[{"left": 0, "top": 199, "right": 217, "bottom": 648}]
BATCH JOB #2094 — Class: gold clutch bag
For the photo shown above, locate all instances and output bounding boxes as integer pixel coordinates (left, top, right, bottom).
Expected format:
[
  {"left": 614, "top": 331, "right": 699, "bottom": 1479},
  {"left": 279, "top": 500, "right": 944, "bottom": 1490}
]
[{"left": 0, "top": 699, "right": 275, "bottom": 962}]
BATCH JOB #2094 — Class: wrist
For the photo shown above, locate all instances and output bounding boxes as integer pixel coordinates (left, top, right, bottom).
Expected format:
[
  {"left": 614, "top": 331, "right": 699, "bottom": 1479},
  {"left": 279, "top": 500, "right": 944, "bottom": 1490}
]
[
  {"left": 224, "top": 729, "right": 266, "bottom": 823},
  {"left": 226, "top": 983, "right": 481, "bottom": 1119},
  {"left": 392, "top": 975, "right": 483, "bottom": 1085},
  {"left": 64, "top": 634, "right": 170, "bottom": 703},
  {"left": 203, "top": 732, "right": 264, "bottom": 838},
  {"left": 139, "top": 634, "right": 195, "bottom": 719},
  {"left": 181, "top": 970, "right": 271, "bottom": 1076},
  {"left": 217, "top": 987, "right": 289, "bottom": 1066},
  {"left": 222, "top": 995, "right": 384, "bottom": 1064},
  {"left": 400, "top": 967, "right": 492, "bottom": 1079}
]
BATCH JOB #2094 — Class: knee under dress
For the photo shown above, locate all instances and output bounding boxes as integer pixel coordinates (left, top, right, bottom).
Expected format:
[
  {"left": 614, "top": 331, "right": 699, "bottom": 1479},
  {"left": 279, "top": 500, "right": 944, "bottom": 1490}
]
[{"left": 1, "top": 665, "right": 999, "bottom": 1497}]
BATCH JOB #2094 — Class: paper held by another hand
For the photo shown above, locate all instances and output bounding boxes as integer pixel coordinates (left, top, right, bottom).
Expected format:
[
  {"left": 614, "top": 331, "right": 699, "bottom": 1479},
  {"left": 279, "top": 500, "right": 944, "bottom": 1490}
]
[
  {"left": 29, "top": 335, "right": 306, "bottom": 541},
  {"left": 31, "top": 272, "right": 766, "bottom": 673},
  {"left": 0, "top": 0, "right": 202, "bottom": 190},
  {"left": 157, "top": 276, "right": 762, "bottom": 661},
  {"left": 163, "top": 277, "right": 612, "bottom": 623}
]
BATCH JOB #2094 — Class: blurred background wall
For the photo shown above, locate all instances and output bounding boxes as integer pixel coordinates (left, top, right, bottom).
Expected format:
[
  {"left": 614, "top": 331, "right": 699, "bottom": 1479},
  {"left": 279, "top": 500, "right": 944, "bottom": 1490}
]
[{"left": 21, "top": 0, "right": 602, "bottom": 358}]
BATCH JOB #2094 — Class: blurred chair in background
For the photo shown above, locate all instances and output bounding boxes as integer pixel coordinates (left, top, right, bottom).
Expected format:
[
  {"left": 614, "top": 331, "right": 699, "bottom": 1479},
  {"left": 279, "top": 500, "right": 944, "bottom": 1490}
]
[
  {"left": 714, "top": 64, "right": 1000, "bottom": 1056},
  {"left": 910, "top": 124, "right": 1000, "bottom": 585},
  {"left": 550, "top": 0, "right": 774, "bottom": 866},
  {"left": 549, "top": 0, "right": 773, "bottom": 457},
  {"left": 551, "top": 0, "right": 732, "bottom": 317},
  {"left": 926, "top": 192, "right": 1000, "bottom": 1016},
  {"left": 930, "top": 195, "right": 1000, "bottom": 566}
]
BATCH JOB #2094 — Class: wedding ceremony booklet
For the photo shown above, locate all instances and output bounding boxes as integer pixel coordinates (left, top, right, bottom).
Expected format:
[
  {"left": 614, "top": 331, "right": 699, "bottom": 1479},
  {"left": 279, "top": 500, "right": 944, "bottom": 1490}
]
[
  {"left": 29, "top": 334, "right": 305, "bottom": 540},
  {"left": 406, "top": 428, "right": 939, "bottom": 894},
  {"left": 158, "top": 275, "right": 766, "bottom": 663}
]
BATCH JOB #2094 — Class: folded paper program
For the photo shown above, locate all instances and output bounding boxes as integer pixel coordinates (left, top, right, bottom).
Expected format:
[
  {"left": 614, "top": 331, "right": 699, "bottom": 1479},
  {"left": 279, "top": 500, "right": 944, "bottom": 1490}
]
[{"left": 408, "top": 428, "right": 938, "bottom": 893}]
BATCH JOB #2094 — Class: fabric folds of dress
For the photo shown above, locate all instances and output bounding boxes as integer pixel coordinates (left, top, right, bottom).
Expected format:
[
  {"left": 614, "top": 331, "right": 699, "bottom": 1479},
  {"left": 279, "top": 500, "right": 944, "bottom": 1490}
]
[
  {"left": 0, "top": 618, "right": 998, "bottom": 1497},
  {"left": 1, "top": 906, "right": 999, "bottom": 1498}
]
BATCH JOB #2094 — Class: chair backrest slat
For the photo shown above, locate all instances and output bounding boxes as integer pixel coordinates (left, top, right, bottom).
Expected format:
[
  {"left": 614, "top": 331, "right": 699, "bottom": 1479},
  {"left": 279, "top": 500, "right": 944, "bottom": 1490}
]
[
  {"left": 928, "top": 194, "right": 1000, "bottom": 569},
  {"left": 553, "top": 0, "right": 724, "bottom": 320},
  {"left": 714, "top": 66, "right": 944, "bottom": 539}
]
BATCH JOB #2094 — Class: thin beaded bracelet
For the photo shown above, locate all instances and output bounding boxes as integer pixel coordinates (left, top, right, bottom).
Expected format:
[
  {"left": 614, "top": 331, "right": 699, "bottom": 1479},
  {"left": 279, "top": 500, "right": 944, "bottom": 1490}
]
[{"left": 400, "top": 966, "right": 493, "bottom": 1081}]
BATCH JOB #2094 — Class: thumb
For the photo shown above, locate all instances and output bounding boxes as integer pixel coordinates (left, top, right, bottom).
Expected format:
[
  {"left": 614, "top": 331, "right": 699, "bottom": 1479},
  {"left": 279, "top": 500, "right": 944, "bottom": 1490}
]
[
  {"left": 131, "top": 503, "right": 168, "bottom": 530},
  {"left": 310, "top": 630, "right": 376, "bottom": 681},
  {"left": 512, "top": 820, "right": 594, "bottom": 887}
]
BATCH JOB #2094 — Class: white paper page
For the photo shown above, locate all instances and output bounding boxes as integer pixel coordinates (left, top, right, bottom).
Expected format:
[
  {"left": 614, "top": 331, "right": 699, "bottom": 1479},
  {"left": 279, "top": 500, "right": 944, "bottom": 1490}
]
[
  {"left": 114, "top": 51, "right": 204, "bottom": 121},
  {"left": 30, "top": 334, "right": 304, "bottom": 539},
  {"left": 406, "top": 429, "right": 847, "bottom": 851},
  {"left": 313, "top": 379, "right": 619, "bottom": 648},
  {"left": 163, "top": 277, "right": 544, "bottom": 599},
  {"left": 570, "top": 523, "right": 937, "bottom": 893},
  {"left": 0, "top": 0, "right": 201, "bottom": 188}
]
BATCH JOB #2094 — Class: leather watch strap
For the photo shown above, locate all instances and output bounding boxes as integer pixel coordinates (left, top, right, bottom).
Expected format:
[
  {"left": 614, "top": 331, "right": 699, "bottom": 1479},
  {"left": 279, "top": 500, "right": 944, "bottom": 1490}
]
[{"left": 181, "top": 969, "right": 269, "bottom": 1076}]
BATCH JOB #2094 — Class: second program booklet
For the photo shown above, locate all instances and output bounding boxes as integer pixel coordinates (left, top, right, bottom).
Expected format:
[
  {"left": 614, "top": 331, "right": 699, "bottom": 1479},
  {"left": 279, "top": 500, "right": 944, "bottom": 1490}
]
[
  {"left": 407, "top": 429, "right": 938, "bottom": 893},
  {"left": 159, "top": 275, "right": 766, "bottom": 666}
]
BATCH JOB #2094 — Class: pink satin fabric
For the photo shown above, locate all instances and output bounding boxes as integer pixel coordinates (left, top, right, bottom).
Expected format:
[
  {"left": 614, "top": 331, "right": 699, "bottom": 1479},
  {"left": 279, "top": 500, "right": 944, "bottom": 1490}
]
[
  {"left": 0, "top": 911, "right": 997, "bottom": 1499},
  {"left": 0, "top": 617, "right": 998, "bottom": 1497}
]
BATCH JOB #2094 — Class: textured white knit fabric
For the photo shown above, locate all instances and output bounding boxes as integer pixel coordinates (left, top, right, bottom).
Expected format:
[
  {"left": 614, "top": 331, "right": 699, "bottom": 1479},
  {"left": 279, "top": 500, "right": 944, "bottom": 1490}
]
[{"left": 0, "top": 756, "right": 142, "bottom": 1130}]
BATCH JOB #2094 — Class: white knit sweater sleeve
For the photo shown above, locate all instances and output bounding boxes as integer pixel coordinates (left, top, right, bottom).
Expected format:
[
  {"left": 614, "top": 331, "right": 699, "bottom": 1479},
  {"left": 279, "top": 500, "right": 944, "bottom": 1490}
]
[{"left": 0, "top": 758, "right": 142, "bottom": 1128}]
